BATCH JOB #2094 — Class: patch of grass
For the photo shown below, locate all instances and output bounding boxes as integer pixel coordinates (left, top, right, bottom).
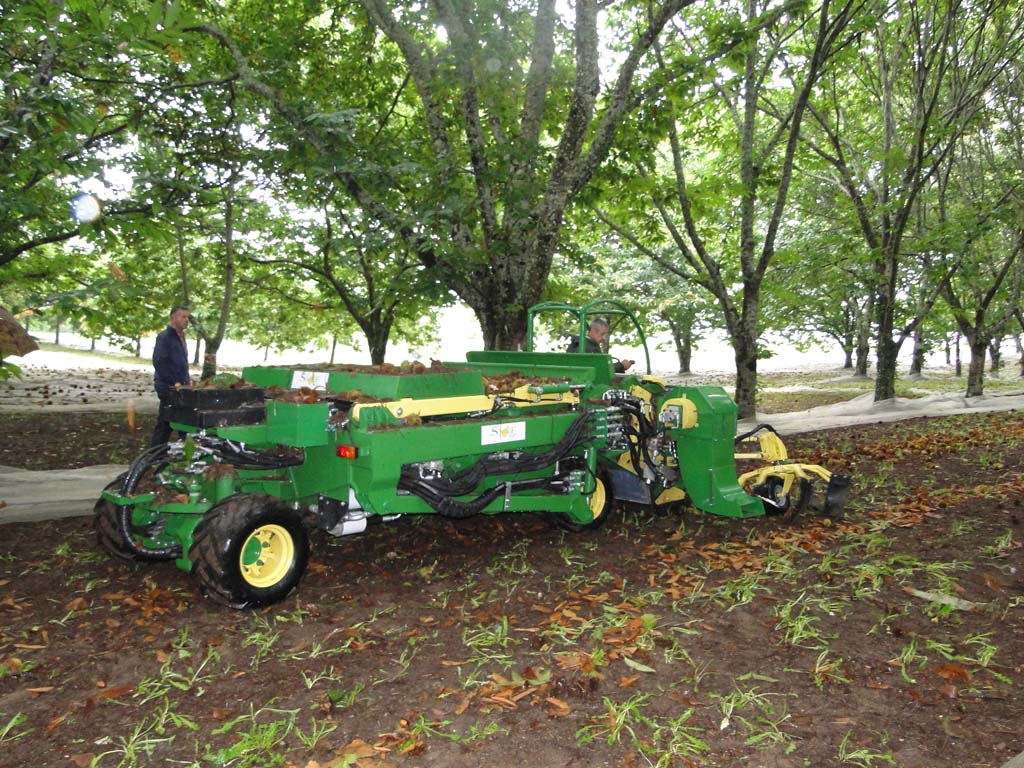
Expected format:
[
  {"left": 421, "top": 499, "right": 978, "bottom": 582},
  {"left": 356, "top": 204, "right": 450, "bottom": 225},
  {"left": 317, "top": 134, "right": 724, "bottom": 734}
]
[
  {"left": 0, "top": 713, "right": 31, "bottom": 743},
  {"left": 577, "top": 694, "right": 711, "bottom": 766},
  {"left": 135, "top": 628, "right": 226, "bottom": 704},
  {"left": 712, "top": 684, "right": 794, "bottom": 750},
  {"left": 463, "top": 615, "right": 517, "bottom": 669},
  {"left": 837, "top": 730, "right": 897, "bottom": 766},
  {"left": 773, "top": 593, "right": 830, "bottom": 649},
  {"left": 204, "top": 706, "right": 298, "bottom": 768}
]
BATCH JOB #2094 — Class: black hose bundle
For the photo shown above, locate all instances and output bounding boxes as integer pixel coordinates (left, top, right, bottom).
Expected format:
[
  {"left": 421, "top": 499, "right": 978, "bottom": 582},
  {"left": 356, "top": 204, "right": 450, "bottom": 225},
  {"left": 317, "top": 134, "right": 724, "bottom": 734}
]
[
  {"left": 608, "top": 396, "right": 661, "bottom": 480},
  {"left": 397, "top": 412, "right": 594, "bottom": 518},
  {"left": 204, "top": 438, "right": 305, "bottom": 469},
  {"left": 120, "top": 442, "right": 171, "bottom": 496},
  {"left": 115, "top": 442, "right": 180, "bottom": 558}
]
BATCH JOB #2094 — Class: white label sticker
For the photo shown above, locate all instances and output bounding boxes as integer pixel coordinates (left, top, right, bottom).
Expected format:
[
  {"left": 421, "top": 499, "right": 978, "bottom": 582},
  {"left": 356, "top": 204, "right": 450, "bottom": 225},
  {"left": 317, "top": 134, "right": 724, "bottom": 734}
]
[
  {"left": 290, "top": 370, "right": 330, "bottom": 391},
  {"left": 481, "top": 421, "right": 526, "bottom": 446}
]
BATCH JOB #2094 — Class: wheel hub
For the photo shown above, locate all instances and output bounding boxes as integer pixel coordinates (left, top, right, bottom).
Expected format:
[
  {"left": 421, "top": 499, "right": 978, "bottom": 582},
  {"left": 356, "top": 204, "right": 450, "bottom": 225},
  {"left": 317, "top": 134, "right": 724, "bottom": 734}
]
[{"left": 240, "top": 524, "right": 294, "bottom": 588}]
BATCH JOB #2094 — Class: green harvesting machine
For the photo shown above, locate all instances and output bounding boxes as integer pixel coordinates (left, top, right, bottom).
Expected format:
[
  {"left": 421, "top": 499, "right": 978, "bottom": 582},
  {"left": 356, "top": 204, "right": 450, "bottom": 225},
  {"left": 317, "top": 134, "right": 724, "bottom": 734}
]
[{"left": 95, "top": 300, "right": 850, "bottom": 608}]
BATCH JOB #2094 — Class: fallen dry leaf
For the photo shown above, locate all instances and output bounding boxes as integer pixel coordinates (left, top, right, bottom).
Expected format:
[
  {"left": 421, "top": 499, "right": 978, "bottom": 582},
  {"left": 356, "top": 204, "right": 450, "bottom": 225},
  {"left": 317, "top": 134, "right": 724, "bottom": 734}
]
[
  {"left": 338, "top": 739, "right": 377, "bottom": 759},
  {"left": 544, "top": 696, "right": 571, "bottom": 717},
  {"left": 65, "top": 597, "right": 89, "bottom": 612},
  {"left": 934, "top": 664, "right": 971, "bottom": 684},
  {"left": 98, "top": 686, "right": 133, "bottom": 700},
  {"left": 984, "top": 573, "right": 1006, "bottom": 594}
]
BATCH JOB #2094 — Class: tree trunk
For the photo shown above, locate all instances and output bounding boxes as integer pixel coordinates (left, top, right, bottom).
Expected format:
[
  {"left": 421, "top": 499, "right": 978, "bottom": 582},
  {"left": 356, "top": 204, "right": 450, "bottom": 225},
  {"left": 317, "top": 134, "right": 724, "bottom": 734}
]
[
  {"left": 873, "top": 246, "right": 904, "bottom": 402},
  {"left": 367, "top": 331, "right": 388, "bottom": 365},
  {"left": 677, "top": 327, "right": 692, "bottom": 375},
  {"left": 54, "top": 319, "right": 60, "bottom": 345},
  {"left": 955, "top": 332, "right": 962, "bottom": 376},
  {"left": 666, "top": 317, "right": 693, "bottom": 374},
  {"left": 330, "top": 337, "right": 337, "bottom": 365},
  {"left": 473, "top": 303, "right": 529, "bottom": 351},
  {"left": 874, "top": 333, "right": 900, "bottom": 401},
  {"left": 733, "top": 333, "right": 758, "bottom": 420},
  {"left": 988, "top": 337, "right": 1002, "bottom": 376},
  {"left": 908, "top": 328, "right": 925, "bottom": 376},
  {"left": 1016, "top": 334, "right": 1024, "bottom": 377},
  {"left": 841, "top": 324, "right": 854, "bottom": 369},
  {"left": 965, "top": 338, "right": 988, "bottom": 397},
  {"left": 854, "top": 294, "right": 873, "bottom": 377},
  {"left": 200, "top": 346, "right": 219, "bottom": 379},
  {"left": 198, "top": 181, "right": 238, "bottom": 381}
]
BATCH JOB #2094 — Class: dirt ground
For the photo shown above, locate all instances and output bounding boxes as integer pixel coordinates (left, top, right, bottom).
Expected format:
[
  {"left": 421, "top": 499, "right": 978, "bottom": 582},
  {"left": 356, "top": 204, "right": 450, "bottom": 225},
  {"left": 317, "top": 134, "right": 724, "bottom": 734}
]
[{"left": 1, "top": 370, "right": 1023, "bottom": 767}]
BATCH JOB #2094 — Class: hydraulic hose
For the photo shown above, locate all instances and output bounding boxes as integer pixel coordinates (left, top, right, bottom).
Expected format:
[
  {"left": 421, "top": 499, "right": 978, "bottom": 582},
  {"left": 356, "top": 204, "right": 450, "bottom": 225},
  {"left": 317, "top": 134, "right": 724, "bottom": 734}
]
[
  {"left": 397, "top": 412, "right": 594, "bottom": 517},
  {"left": 116, "top": 443, "right": 180, "bottom": 558}
]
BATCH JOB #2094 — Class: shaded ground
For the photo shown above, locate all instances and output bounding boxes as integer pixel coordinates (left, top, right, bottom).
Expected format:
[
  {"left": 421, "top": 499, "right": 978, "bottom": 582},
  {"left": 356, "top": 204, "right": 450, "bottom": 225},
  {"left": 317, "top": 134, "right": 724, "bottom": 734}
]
[{"left": 0, "top": 405, "right": 1022, "bottom": 767}]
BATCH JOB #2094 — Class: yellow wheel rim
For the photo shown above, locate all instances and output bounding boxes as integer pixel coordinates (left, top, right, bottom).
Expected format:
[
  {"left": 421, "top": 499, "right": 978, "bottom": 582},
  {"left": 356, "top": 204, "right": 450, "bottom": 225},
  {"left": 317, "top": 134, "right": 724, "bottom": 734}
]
[
  {"left": 239, "top": 524, "right": 294, "bottom": 588},
  {"left": 589, "top": 479, "right": 607, "bottom": 521}
]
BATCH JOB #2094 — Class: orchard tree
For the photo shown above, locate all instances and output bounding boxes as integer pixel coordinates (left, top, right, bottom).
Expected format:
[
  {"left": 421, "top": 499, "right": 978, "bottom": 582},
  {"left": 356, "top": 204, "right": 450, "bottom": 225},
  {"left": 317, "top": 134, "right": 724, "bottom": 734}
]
[
  {"left": 178, "top": 0, "right": 708, "bottom": 350},
  {"left": 250, "top": 202, "right": 446, "bottom": 365},
  {"left": 0, "top": 1, "right": 201, "bottom": 268},
  {"left": 589, "top": 0, "right": 860, "bottom": 416},
  {"left": 803, "top": 0, "right": 1024, "bottom": 401}
]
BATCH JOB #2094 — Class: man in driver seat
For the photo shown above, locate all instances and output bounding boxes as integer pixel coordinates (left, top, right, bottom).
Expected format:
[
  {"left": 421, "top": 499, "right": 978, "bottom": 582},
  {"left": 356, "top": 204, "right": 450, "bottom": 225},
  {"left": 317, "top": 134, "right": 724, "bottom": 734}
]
[{"left": 567, "top": 317, "right": 633, "bottom": 373}]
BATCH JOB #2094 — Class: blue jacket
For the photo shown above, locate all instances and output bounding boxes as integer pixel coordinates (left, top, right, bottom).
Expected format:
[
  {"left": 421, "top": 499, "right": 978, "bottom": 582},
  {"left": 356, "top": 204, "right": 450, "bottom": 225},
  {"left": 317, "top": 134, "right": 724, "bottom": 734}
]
[{"left": 153, "top": 325, "right": 190, "bottom": 397}]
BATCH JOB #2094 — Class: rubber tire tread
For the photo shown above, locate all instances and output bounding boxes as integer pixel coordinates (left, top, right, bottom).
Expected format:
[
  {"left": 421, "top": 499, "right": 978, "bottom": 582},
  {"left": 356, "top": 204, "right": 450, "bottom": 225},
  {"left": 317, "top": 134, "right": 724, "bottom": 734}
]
[
  {"left": 94, "top": 475, "right": 178, "bottom": 562},
  {"left": 189, "top": 494, "right": 310, "bottom": 609}
]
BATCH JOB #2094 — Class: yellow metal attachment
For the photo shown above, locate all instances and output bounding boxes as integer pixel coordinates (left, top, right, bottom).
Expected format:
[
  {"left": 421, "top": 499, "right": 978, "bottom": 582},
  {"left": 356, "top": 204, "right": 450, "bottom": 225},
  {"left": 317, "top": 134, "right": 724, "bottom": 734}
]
[
  {"left": 660, "top": 397, "right": 698, "bottom": 430},
  {"left": 240, "top": 524, "right": 294, "bottom": 588},
  {"left": 350, "top": 385, "right": 580, "bottom": 424},
  {"left": 737, "top": 462, "right": 833, "bottom": 495},
  {"left": 734, "top": 431, "right": 790, "bottom": 461},
  {"left": 588, "top": 478, "right": 608, "bottom": 521},
  {"left": 655, "top": 487, "right": 688, "bottom": 504},
  {"left": 640, "top": 375, "right": 668, "bottom": 389}
]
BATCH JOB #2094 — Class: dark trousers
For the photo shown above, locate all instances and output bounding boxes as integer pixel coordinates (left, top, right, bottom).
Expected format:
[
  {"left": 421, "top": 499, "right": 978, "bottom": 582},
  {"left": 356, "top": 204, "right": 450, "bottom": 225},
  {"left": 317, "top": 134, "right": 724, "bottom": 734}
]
[{"left": 150, "top": 393, "right": 183, "bottom": 446}]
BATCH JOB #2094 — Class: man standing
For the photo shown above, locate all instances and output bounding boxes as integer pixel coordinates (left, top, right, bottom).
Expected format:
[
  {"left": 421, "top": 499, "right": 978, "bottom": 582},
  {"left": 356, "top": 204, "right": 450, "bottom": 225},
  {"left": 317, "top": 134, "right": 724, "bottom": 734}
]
[
  {"left": 567, "top": 317, "right": 633, "bottom": 373},
  {"left": 150, "top": 305, "right": 191, "bottom": 446}
]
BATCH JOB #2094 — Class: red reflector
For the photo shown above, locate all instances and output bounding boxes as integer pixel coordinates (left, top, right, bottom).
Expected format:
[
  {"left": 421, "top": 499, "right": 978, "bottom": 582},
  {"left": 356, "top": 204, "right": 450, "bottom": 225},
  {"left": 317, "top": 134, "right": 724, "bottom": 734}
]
[{"left": 336, "top": 445, "right": 358, "bottom": 459}]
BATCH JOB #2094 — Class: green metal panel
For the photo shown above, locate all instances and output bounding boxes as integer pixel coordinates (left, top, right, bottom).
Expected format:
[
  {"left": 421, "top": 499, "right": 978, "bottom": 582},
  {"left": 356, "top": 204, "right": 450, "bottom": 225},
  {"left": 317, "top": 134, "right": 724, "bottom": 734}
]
[
  {"left": 264, "top": 401, "right": 331, "bottom": 447},
  {"left": 670, "top": 386, "right": 764, "bottom": 518},
  {"left": 342, "top": 408, "right": 591, "bottom": 516}
]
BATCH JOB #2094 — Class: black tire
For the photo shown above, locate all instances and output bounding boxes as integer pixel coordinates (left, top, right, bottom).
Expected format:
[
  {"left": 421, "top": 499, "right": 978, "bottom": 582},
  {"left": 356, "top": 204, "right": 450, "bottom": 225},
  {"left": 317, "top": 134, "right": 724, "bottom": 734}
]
[
  {"left": 558, "top": 474, "right": 613, "bottom": 532},
  {"left": 188, "top": 494, "right": 310, "bottom": 609},
  {"left": 94, "top": 474, "right": 180, "bottom": 562},
  {"left": 752, "top": 475, "right": 814, "bottom": 521}
]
